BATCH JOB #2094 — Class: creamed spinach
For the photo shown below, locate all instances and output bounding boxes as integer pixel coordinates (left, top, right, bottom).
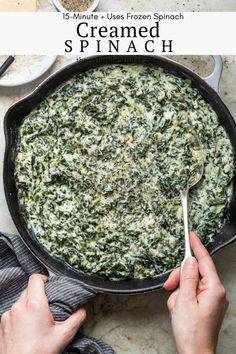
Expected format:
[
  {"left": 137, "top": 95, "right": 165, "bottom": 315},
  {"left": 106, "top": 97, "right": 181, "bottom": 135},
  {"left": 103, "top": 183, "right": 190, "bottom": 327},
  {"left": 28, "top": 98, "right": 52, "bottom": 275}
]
[{"left": 15, "top": 65, "right": 234, "bottom": 279}]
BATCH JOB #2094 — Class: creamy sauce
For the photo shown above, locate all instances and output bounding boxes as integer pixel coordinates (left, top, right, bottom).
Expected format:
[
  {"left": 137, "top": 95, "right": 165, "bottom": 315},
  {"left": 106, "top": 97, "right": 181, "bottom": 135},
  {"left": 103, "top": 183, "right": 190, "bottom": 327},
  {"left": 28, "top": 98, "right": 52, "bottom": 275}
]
[{"left": 15, "top": 64, "right": 234, "bottom": 279}]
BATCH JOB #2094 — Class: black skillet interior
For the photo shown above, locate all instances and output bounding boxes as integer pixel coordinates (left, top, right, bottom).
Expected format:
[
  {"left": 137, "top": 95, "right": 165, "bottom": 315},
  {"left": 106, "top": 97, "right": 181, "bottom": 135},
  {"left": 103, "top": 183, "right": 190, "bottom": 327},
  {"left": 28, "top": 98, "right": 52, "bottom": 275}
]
[{"left": 4, "top": 55, "right": 236, "bottom": 294}]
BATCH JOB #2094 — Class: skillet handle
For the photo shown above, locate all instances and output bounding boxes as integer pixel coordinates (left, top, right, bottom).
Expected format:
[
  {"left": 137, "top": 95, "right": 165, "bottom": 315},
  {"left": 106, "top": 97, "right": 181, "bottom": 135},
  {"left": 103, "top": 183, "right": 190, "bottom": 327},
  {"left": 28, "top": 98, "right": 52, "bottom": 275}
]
[{"left": 203, "top": 55, "right": 223, "bottom": 93}]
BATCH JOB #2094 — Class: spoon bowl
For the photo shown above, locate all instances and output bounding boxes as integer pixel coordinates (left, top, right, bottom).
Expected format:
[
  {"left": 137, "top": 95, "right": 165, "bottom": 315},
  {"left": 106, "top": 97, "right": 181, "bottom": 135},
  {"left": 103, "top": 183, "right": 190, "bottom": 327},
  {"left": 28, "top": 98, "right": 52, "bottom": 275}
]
[{"left": 179, "top": 131, "right": 204, "bottom": 264}]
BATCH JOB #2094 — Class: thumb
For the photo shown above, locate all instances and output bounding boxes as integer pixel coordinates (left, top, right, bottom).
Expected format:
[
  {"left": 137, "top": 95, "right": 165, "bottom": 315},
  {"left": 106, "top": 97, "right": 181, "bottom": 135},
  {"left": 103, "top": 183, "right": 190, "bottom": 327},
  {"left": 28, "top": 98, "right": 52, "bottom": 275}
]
[
  {"left": 179, "top": 257, "right": 199, "bottom": 300},
  {"left": 59, "top": 307, "right": 87, "bottom": 340}
]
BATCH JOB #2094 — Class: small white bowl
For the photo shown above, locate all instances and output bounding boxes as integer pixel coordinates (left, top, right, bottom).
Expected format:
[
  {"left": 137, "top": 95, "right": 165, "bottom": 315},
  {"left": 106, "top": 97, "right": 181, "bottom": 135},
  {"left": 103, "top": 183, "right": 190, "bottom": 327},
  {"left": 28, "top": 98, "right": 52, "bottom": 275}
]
[
  {"left": 0, "top": 56, "right": 57, "bottom": 88},
  {"left": 53, "top": 0, "right": 100, "bottom": 12}
]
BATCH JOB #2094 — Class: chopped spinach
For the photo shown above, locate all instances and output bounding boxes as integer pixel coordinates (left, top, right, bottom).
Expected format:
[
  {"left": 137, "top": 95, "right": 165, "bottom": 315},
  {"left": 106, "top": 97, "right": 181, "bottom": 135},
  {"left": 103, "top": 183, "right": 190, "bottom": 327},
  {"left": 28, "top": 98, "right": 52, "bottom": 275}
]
[{"left": 15, "top": 65, "right": 234, "bottom": 279}]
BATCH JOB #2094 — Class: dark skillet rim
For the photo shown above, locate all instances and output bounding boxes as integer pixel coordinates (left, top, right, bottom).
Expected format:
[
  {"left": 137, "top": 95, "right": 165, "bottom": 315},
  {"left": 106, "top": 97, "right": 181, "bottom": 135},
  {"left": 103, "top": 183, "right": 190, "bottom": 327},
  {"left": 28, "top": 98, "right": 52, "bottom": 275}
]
[{"left": 3, "top": 55, "right": 236, "bottom": 294}]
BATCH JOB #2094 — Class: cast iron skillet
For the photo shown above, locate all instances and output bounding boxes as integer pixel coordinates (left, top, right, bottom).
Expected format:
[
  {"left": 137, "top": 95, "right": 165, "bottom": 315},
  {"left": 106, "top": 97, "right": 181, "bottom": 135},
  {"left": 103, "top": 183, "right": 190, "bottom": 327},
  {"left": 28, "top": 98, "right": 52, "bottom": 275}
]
[{"left": 4, "top": 55, "right": 236, "bottom": 294}]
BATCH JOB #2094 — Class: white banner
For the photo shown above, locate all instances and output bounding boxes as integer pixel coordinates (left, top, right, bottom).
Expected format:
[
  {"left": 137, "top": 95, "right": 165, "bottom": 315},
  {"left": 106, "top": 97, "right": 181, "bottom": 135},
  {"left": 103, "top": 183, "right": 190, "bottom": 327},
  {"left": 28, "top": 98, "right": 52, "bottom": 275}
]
[{"left": 0, "top": 12, "right": 235, "bottom": 55}]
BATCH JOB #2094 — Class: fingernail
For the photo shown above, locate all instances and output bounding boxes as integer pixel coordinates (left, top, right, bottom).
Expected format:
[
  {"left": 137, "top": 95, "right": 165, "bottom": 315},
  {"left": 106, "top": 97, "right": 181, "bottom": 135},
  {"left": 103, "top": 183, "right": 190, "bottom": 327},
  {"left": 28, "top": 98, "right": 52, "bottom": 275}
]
[{"left": 183, "top": 257, "right": 196, "bottom": 269}]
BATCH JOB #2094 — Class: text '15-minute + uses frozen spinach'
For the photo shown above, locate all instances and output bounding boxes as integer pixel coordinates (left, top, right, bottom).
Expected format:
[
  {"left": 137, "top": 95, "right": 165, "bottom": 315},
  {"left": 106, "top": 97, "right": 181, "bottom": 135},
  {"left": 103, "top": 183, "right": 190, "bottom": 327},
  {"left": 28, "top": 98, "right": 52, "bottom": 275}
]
[{"left": 15, "top": 65, "right": 234, "bottom": 280}]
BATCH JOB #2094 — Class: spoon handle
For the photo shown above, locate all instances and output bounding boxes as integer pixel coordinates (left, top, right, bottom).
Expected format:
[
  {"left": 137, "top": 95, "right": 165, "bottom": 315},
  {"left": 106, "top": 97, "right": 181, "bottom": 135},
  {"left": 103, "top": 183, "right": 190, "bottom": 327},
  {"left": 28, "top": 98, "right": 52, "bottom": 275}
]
[
  {"left": 0, "top": 56, "right": 15, "bottom": 79},
  {"left": 180, "top": 189, "right": 192, "bottom": 266}
]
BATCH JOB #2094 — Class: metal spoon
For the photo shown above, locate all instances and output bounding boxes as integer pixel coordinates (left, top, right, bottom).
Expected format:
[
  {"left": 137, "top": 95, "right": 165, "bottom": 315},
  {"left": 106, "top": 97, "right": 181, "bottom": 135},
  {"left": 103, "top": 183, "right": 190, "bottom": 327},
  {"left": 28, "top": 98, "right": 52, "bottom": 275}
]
[{"left": 180, "top": 133, "right": 204, "bottom": 268}]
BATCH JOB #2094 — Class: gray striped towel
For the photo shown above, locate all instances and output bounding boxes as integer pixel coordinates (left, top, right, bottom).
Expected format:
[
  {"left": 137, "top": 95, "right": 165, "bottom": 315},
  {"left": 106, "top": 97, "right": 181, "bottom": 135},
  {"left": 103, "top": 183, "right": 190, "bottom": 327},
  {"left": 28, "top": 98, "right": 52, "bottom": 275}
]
[{"left": 0, "top": 232, "right": 115, "bottom": 354}]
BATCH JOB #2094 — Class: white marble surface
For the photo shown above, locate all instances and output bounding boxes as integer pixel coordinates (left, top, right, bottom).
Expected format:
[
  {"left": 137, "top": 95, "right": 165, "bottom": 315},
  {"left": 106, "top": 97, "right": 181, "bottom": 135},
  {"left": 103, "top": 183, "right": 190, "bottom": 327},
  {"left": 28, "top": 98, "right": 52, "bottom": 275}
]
[
  {"left": 40, "top": 0, "right": 236, "bottom": 12},
  {"left": 1, "top": 1, "right": 236, "bottom": 354}
]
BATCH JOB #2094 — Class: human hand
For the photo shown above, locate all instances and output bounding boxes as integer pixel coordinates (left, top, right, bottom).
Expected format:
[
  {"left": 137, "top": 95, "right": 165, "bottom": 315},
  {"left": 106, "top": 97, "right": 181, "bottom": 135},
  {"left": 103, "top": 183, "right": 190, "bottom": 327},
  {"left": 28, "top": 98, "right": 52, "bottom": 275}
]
[
  {"left": 164, "top": 232, "right": 228, "bottom": 354},
  {"left": 0, "top": 274, "right": 86, "bottom": 354}
]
